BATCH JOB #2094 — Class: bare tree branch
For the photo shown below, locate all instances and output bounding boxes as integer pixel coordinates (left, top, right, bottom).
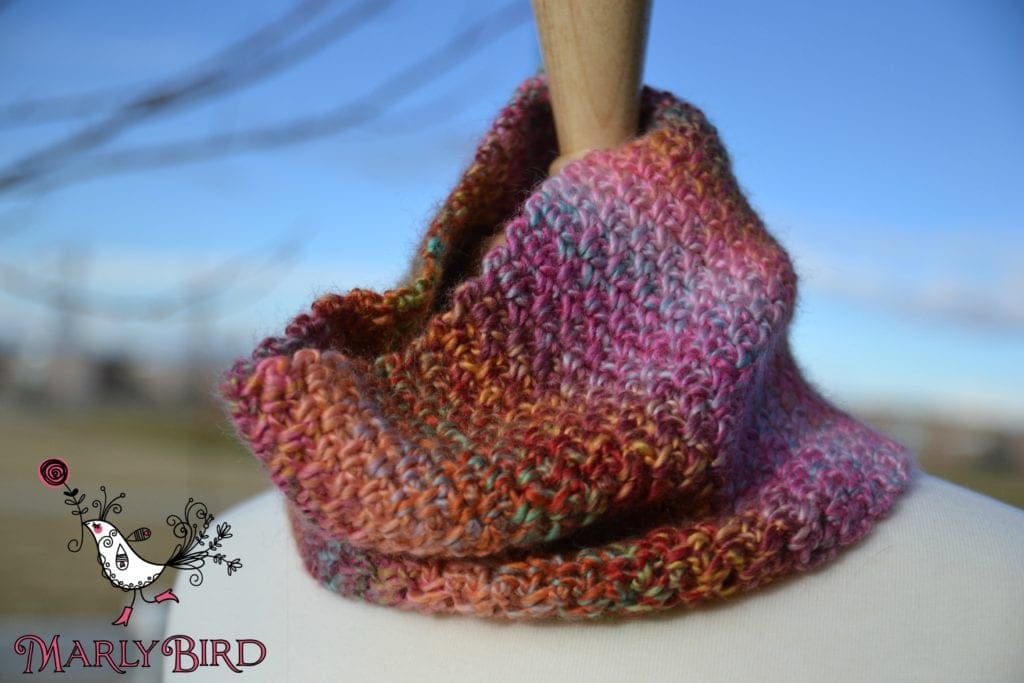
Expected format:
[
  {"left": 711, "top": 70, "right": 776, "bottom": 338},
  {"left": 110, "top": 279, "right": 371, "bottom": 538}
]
[
  {"left": 0, "top": 0, "right": 394, "bottom": 191},
  {"left": 16, "top": 1, "right": 531, "bottom": 193},
  {"left": 0, "top": 1, "right": 530, "bottom": 324},
  {"left": 0, "top": 0, "right": 333, "bottom": 127}
]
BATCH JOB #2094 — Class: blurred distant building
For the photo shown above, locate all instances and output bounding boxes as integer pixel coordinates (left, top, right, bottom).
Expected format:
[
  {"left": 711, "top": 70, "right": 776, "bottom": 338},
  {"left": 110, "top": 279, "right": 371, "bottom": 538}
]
[
  {"left": 977, "top": 433, "right": 1017, "bottom": 474},
  {"left": 93, "top": 352, "right": 142, "bottom": 401},
  {"left": 865, "top": 411, "right": 1023, "bottom": 472},
  {"left": 5, "top": 349, "right": 147, "bottom": 406},
  {"left": 43, "top": 353, "right": 95, "bottom": 405},
  {"left": 0, "top": 342, "right": 12, "bottom": 390}
]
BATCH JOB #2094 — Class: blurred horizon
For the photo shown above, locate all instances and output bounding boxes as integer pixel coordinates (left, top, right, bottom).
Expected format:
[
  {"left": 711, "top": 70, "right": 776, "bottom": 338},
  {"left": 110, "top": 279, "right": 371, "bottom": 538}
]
[{"left": 2, "top": 0, "right": 1022, "bottom": 432}]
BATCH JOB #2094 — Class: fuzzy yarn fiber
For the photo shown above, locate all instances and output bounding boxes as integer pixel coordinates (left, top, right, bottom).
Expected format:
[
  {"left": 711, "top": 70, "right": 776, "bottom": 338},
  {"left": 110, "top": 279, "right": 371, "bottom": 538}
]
[{"left": 222, "top": 75, "right": 916, "bottom": 620}]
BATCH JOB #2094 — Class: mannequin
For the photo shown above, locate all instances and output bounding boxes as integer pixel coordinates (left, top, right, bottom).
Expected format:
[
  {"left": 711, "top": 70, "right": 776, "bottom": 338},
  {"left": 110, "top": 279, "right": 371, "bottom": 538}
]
[
  {"left": 165, "top": 3, "right": 1024, "bottom": 679},
  {"left": 162, "top": 474, "right": 1024, "bottom": 681}
]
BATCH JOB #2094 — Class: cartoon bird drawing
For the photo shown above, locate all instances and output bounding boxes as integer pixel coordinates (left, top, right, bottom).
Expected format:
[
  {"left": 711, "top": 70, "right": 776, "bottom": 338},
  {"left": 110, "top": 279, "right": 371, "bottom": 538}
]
[
  {"left": 38, "top": 458, "right": 242, "bottom": 627},
  {"left": 84, "top": 518, "right": 179, "bottom": 626}
]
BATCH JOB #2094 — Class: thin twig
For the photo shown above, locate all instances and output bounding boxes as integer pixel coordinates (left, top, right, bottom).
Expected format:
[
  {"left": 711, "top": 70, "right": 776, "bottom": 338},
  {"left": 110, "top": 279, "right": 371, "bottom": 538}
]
[
  {"left": 0, "top": 0, "right": 393, "bottom": 191},
  {"left": 0, "top": 0, "right": 333, "bottom": 127},
  {"left": 8, "top": 1, "right": 530, "bottom": 194}
]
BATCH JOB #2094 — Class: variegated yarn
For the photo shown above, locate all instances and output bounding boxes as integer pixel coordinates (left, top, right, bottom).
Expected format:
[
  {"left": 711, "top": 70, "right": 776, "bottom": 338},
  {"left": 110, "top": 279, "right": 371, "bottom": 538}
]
[{"left": 222, "top": 75, "right": 915, "bottom": 620}]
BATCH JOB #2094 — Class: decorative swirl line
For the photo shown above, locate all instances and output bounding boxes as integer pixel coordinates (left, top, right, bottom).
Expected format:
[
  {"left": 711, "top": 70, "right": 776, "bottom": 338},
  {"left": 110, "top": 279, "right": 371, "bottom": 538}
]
[
  {"left": 93, "top": 485, "right": 126, "bottom": 521},
  {"left": 165, "top": 497, "right": 214, "bottom": 587},
  {"left": 38, "top": 458, "right": 69, "bottom": 488},
  {"left": 37, "top": 457, "right": 89, "bottom": 553},
  {"left": 63, "top": 480, "right": 87, "bottom": 553}
]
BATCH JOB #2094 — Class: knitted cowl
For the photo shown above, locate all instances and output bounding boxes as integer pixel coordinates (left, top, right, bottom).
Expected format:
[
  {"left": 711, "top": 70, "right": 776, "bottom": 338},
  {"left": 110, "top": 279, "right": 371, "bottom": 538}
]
[{"left": 222, "top": 75, "right": 916, "bottom": 620}]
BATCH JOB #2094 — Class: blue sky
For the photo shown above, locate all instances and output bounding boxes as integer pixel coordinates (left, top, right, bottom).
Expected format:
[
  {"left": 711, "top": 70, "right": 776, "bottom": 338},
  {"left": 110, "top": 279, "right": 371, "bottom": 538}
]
[{"left": 1, "top": 1, "right": 1021, "bottom": 426}]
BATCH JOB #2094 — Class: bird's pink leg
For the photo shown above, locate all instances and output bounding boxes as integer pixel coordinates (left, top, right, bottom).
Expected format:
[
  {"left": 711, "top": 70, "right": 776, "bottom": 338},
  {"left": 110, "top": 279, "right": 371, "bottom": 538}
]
[
  {"left": 112, "top": 589, "right": 138, "bottom": 626},
  {"left": 154, "top": 588, "right": 179, "bottom": 604},
  {"left": 112, "top": 606, "right": 132, "bottom": 627}
]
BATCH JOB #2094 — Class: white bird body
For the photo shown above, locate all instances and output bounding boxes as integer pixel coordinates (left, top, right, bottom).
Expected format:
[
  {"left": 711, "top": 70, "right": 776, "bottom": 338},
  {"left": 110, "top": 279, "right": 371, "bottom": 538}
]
[
  {"left": 73, "top": 500, "right": 238, "bottom": 627},
  {"left": 84, "top": 520, "right": 166, "bottom": 590}
]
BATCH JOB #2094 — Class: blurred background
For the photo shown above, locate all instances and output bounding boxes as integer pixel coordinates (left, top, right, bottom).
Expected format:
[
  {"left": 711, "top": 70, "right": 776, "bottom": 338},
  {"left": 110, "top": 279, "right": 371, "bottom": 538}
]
[{"left": 1, "top": 0, "right": 1021, "bottom": 676}]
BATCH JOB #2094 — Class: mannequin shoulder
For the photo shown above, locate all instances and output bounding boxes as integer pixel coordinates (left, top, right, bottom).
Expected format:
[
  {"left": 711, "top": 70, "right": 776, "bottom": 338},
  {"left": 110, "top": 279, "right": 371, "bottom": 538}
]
[
  {"left": 863, "top": 472, "right": 1024, "bottom": 624},
  {"left": 162, "top": 475, "right": 1024, "bottom": 682},
  {"left": 886, "top": 471, "right": 1024, "bottom": 559}
]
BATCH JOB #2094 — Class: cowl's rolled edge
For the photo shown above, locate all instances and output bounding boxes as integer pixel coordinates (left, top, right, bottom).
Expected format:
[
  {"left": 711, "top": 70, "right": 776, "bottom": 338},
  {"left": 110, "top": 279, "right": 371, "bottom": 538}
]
[{"left": 278, "top": 366, "right": 917, "bottom": 620}]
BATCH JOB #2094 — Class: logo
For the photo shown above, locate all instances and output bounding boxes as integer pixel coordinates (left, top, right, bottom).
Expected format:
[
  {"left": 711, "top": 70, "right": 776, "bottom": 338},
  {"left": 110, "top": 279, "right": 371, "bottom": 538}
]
[
  {"left": 36, "top": 458, "right": 243, "bottom": 628},
  {"left": 16, "top": 459, "right": 264, "bottom": 674}
]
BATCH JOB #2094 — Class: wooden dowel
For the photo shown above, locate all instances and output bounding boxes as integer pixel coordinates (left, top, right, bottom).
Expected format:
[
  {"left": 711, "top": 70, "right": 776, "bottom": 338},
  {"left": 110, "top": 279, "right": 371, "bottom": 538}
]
[
  {"left": 532, "top": 0, "right": 651, "bottom": 174},
  {"left": 476, "top": 0, "right": 650, "bottom": 265}
]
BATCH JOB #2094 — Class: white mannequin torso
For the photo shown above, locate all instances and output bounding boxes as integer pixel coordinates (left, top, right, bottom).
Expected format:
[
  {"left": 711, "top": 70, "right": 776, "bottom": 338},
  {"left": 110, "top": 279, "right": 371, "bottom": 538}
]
[{"left": 163, "top": 473, "right": 1024, "bottom": 682}]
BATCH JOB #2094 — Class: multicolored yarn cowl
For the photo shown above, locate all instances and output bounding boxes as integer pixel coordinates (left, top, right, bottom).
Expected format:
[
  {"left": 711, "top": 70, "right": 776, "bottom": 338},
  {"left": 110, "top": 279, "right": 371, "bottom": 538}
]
[{"left": 222, "top": 75, "right": 916, "bottom": 620}]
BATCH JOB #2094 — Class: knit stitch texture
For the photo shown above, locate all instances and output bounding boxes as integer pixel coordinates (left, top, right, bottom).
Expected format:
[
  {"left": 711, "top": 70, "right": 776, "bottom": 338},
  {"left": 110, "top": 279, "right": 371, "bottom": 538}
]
[{"left": 222, "top": 75, "right": 917, "bottom": 620}]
